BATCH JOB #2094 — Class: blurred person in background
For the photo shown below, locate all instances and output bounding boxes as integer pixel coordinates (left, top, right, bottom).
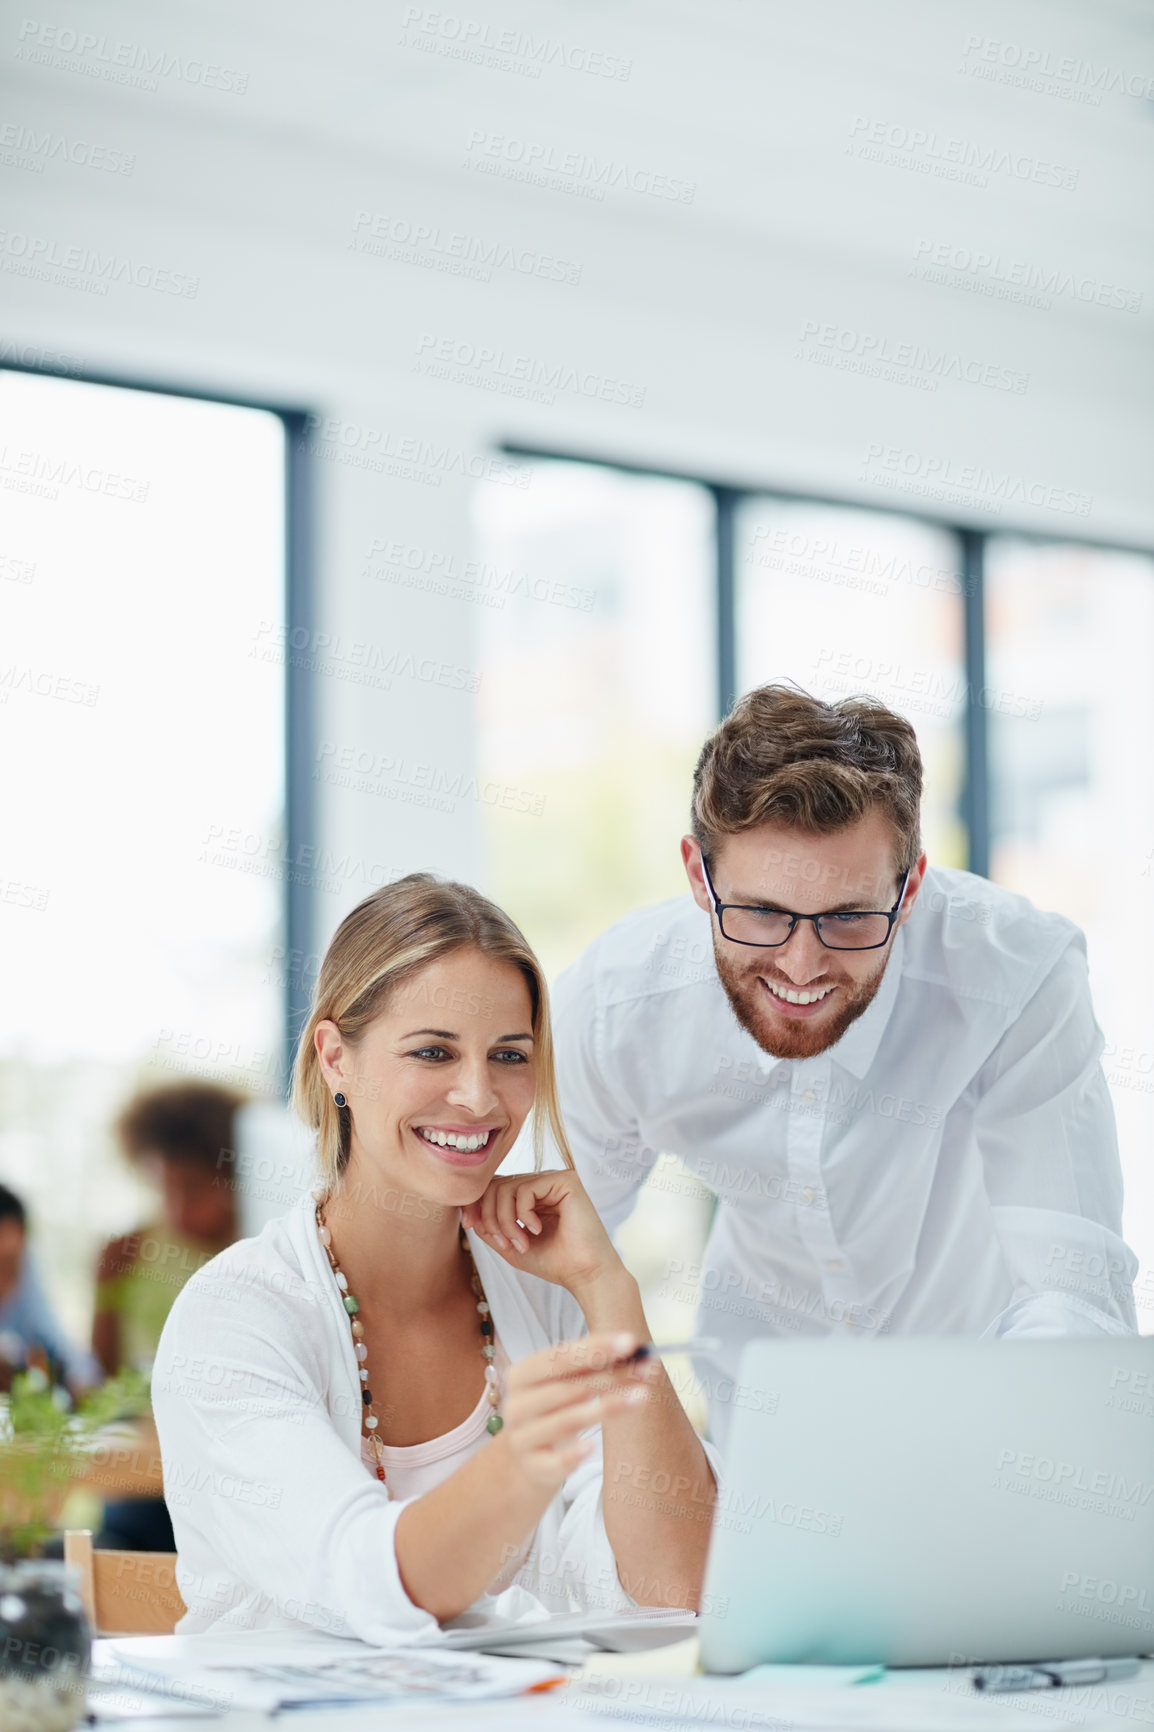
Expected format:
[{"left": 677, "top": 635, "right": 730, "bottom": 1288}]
[
  {"left": 92, "top": 1080, "right": 244, "bottom": 1549},
  {"left": 0, "top": 1181, "right": 99, "bottom": 1394}
]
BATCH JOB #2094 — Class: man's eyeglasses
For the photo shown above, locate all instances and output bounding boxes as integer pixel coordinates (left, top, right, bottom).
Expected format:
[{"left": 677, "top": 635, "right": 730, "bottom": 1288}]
[{"left": 700, "top": 856, "right": 911, "bottom": 951}]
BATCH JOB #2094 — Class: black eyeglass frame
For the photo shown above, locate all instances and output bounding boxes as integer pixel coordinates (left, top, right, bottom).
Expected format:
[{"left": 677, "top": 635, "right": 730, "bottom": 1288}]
[{"left": 699, "top": 855, "right": 912, "bottom": 951}]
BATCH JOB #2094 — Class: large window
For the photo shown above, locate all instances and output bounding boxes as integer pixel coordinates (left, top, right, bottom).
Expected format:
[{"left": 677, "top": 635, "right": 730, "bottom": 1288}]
[
  {"left": 735, "top": 498, "right": 967, "bottom": 867},
  {"left": 479, "top": 452, "right": 1153, "bottom": 1338},
  {"left": 0, "top": 369, "right": 288, "bottom": 1342},
  {"left": 986, "top": 540, "right": 1154, "bottom": 1324},
  {"left": 474, "top": 459, "right": 717, "bottom": 980},
  {"left": 477, "top": 459, "right": 973, "bottom": 964}
]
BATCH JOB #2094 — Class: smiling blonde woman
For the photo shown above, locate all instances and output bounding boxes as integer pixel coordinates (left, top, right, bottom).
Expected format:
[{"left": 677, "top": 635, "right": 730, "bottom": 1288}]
[{"left": 152, "top": 873, "right": 716, "bottom": 1642}]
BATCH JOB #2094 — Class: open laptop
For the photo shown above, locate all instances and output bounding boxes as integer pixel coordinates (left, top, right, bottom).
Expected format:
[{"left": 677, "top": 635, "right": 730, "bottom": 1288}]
[{"left": 698, "top": 1337, "right": 1154, "bottom": 1671}]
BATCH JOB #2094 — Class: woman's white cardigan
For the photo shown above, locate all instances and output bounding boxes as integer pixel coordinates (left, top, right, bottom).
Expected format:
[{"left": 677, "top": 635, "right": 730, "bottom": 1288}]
[{"left": 152, "top": 1191, "right": 696, "bottom": 1644}]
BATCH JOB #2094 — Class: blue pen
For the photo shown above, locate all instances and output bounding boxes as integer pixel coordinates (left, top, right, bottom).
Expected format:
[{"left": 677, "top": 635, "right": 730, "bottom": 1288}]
[
  {"left": 624, "top": 1336, "right": 722, "bottom": 1363},
  {"left": 973, "top": 1656, "right": 1142, "bottom": 1693}
]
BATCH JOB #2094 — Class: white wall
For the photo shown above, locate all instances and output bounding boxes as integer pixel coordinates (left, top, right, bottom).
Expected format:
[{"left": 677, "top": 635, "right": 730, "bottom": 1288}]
[{"left": 4, "top": 0, "right": 1152, "bottom": 950}]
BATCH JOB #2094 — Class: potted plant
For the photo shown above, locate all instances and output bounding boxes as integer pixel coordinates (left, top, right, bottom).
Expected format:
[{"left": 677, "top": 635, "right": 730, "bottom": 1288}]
[{"left": 1, "top": 1367, "right": 149, "bottom": 1732}]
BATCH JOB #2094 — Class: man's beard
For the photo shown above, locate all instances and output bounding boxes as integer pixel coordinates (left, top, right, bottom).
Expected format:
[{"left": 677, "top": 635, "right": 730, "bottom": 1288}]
[{"left": 713, "top": 941, "right": 890, "bottom": 1061}]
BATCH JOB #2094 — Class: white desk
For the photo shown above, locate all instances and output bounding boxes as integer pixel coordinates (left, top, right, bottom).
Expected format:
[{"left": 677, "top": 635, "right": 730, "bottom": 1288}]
[{"left": 90, "top": 1635, "right": 1154, "bottom": 1731}]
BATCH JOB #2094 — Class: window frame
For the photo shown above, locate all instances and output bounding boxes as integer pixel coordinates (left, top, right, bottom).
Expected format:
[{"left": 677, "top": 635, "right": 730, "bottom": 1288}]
[{"left": 502, "top": 441, "right": 1154, "bottom": 879}]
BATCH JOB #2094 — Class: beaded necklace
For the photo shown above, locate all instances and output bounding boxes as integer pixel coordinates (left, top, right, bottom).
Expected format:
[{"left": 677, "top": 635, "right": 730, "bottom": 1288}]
[{"left": 315, "top": 1200, "right": 503, "bottom": 1489}]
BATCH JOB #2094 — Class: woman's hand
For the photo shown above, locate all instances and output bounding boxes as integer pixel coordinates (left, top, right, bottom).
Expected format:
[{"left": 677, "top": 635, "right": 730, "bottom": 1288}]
[
  {"left": 461, "top": 1168, "right": 624, "bottom": 1297},
  {"left": 393, "top": 1332, "right": 658, "bottom": 1620},
  {"left": 495, "top": 1333, "right": 654, "bottom": 1490}
]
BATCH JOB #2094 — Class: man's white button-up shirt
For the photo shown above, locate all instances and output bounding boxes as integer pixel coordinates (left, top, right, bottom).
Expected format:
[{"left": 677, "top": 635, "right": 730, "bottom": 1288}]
[{"left": 549, "top": 865, "right": 1138, "bottom": 1445}]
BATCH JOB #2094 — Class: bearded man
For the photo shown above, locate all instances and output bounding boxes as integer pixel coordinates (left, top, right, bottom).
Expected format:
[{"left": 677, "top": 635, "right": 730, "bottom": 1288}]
[{"left": 551, "top": 685, "right": 1137, "bottom": 1444}]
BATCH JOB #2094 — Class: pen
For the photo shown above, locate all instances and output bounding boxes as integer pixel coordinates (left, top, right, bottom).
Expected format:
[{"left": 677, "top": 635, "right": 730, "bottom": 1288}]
[
  {"left": 624, "top": 1337, "right": 723, "bottom": 1363},
  {"left": 973, "top": 1657, "right": 1142, "bottom": 1693}
]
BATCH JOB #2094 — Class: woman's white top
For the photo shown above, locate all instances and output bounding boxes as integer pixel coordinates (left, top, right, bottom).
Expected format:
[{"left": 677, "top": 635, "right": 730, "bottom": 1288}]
[
  {"left": 152, "top": 1190, "right": 698, "bottom": 1644},
  {"left": 358, "top": 1339, "right": 511, "bottom": 1499}
]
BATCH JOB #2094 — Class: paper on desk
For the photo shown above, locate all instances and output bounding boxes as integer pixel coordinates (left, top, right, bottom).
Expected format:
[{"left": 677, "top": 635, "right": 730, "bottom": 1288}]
[
  {"left": 745, "top": 1664, "right": 886, "bottom": 1687},
  {"left": 91, "top": 1652, "right": 235, "bottom": 1716},
  {"left": 86, "top": 1680, "right": 222, "bottom": 1721},
  {"left": 101, "top": 1643, "right": 563, "bottom": 1713},
  {"left": 571, "top": 1673, "right": 1104, "bottom": 1730},
  {"left": 580, "top": 1637, "right": 702, "bottom": 1679}
]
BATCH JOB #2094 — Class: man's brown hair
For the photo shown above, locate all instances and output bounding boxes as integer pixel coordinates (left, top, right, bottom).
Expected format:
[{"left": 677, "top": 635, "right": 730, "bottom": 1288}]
[{"left": 691, "top": 684, "right": 923, "bottom": 877}]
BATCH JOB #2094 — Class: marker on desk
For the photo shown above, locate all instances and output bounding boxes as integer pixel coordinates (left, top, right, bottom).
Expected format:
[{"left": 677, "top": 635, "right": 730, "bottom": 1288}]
[
  {"left": 973, "top": 1657, "right": 1142, "bottom": 1693},
  {"left": 624, "top": 1337, "right": 722, "bottom": 1364}
]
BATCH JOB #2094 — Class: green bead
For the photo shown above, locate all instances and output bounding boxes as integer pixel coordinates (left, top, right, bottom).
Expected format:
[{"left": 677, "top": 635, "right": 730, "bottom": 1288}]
[
  {"left": 486, "top": 1414, "right": 504, "bottom": 1436},
  {"left": 343, "top": 1295, "right": 360, "bottom": 1314}
]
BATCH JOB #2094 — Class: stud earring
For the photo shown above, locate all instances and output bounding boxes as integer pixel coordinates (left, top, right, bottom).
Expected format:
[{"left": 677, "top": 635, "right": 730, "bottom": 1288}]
[{"left": 334, "top": 1092, "right": 347, "bottom": 1108}]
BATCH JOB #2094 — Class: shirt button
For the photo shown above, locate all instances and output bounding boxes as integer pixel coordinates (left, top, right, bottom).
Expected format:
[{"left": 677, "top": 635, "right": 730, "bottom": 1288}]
[
  {"left": 801, "top": 1090, "right": 817, "bottom": 1106},
  {"left": 802, "top": 1187, "right": 815, "bottom": 1203},
  {"left": 826, "top": 1259, "right": 844, "bottom": 1272},
  {"left": 843, "top": 1316, "right": 858, "bottom": 1329}
]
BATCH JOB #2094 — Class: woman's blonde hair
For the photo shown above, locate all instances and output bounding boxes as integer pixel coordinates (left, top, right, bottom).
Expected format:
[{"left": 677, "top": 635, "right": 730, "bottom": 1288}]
[{"left": 292, "top": 873, "right": 574, "bottom": 1190}]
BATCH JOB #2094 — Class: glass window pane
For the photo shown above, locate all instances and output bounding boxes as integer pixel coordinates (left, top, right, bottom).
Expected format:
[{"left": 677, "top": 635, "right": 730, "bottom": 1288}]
[
  {"left": 986, "top": 539, "right": 1154, "bottom": 1328},
  {"left": 474, "top": 459, "right": 716, "bottom": 1400},
  {"left": 0, "top": 370, "right": 286, "bottom": 1342},
  {"left": 474, "top": 459, "right": 716, "bottom": 978},
  {"left": 736, "top": 500, "right": 968, "bottom": 868}
]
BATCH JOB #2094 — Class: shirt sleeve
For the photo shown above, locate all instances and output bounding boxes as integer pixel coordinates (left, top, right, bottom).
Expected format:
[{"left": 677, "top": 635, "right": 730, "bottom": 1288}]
[
  {"left": 972, "top": 938, "right": 1138, "bottom": 1338},
  {"left": 151, "top": 1279, "right": 443, "bottom": 1646},
  {"left": 551, "top": 960, "right": 661, "bottom": 1233}
]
